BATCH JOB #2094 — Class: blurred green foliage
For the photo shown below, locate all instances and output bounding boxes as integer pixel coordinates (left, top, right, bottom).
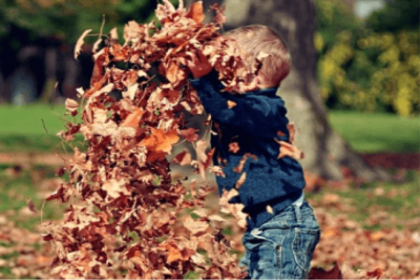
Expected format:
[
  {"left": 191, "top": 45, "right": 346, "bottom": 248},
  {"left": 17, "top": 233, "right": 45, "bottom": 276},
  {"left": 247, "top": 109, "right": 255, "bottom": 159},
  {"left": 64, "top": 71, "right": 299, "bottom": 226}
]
[
  {"left": 1, "top": 0, "right": 418, "bottom": 116},
  {"left": 366, "top": 0, "right": 420, "bottom": 32},
  {"left": 315, "top": 0, "right": 420, "bottom": 117},
  {"left": 0, "top": 0, "right": 177, "bottom": 54}
]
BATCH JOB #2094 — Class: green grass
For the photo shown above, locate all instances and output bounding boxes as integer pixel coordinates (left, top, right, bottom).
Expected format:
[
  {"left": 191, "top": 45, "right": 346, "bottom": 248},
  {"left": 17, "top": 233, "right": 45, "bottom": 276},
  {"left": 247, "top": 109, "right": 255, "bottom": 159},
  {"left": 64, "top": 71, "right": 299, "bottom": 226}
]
[
  {"left": 0, "top": 105, "right": 418, "bottom": 154},
  {"left": 0, "top": 104, "right": 69, "bottom": 153},
  {"left": 328, "top": 110, "right": 420, "bottom": 153}
]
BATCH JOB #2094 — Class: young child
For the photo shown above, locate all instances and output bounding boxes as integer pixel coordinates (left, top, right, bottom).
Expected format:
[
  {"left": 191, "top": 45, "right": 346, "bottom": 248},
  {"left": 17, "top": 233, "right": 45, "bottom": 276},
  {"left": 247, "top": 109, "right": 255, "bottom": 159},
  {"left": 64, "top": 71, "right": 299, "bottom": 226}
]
[{"left": 189, "top": 25, "right": 320, "bottom": 279}]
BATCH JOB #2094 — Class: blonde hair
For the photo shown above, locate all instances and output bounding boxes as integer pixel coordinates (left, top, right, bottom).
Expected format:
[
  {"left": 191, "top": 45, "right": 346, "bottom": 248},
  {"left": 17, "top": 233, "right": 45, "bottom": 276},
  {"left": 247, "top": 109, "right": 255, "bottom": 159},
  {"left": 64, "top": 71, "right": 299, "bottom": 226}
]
[{"left": 224, "top": 25, "right": 291, "bottom": 88}]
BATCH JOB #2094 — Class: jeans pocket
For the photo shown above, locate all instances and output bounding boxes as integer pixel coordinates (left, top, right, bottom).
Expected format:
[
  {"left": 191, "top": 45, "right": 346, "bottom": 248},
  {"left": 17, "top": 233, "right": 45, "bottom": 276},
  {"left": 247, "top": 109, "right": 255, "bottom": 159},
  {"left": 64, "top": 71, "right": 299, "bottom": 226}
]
[
  {"left": 243, "top": 228, "right": 286, "bottom": 272},
  {"left": 292, "top": 228, "right": 320, "bottom": 272}
]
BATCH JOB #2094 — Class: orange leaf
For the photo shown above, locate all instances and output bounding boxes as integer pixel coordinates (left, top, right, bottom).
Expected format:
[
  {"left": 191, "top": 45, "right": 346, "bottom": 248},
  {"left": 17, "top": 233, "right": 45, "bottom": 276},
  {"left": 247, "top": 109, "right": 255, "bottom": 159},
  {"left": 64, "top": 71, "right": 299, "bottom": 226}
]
[
  {"left": 140, "top": 128, "right": 179, "bottom": 154},
  {"left": 187, "top": 1, "right": 205, "bottom": 24},
  {"left": 227, "top": 100, "right": 237, "bottom": 109},
  {"left": 120, "top": 108, "right": 145, "bottom": 128},
  {"left": 165, "top": 243, "right": 186, "bottom": 264}
]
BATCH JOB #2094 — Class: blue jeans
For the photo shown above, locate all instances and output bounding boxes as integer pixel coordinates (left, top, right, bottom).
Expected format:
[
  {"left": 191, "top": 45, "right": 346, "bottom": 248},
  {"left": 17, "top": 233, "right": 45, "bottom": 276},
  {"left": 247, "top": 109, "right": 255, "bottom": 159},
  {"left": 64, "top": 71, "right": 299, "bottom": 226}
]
[{"left": 239, "top": 200, "right": 321, "bottom": 279}]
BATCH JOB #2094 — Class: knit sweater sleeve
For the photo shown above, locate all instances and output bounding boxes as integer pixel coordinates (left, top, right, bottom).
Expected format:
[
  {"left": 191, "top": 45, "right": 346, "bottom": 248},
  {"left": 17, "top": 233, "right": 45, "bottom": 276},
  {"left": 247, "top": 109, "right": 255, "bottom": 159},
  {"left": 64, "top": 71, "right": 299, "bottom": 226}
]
[{"left": 190, "top": 73, "right": 288, "bottom": 137}]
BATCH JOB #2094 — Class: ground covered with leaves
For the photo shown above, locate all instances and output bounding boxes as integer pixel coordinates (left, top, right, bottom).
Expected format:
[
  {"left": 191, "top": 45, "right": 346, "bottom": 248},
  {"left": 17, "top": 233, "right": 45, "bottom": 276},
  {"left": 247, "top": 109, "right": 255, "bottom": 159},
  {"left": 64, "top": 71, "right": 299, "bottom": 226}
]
[{"left": 0, "top": 162, "right": 418, "bottom": 279}]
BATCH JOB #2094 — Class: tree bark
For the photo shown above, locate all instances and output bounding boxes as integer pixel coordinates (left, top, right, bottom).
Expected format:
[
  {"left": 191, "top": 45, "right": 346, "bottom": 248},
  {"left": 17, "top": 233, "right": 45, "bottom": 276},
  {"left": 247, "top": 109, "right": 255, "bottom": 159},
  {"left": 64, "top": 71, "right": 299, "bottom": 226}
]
[{"left": 221, "top": 0, "right": 389, "bottom": 181}]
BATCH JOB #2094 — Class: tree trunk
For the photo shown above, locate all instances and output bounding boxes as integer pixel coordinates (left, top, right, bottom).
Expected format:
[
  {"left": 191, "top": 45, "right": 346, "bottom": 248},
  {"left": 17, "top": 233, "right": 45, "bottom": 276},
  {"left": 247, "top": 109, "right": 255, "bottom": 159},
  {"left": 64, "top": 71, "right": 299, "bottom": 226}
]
[
  {"left": 40, "top": 47, "right": 58, "bottom": 103},
  {"left": 221, "top": 0, "right": 389, "bottom": 181},
  {"left": 0, "top": 72, "right": 5, "bottom": 103}
]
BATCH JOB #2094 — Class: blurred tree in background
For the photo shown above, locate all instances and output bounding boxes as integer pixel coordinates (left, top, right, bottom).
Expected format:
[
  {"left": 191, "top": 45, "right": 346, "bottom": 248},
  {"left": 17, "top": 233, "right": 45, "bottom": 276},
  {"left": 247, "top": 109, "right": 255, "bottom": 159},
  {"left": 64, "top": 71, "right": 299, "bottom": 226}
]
[
  {"left": 366, "top": 0, "right": 419, "bottom": 32},
  {"left": 0, "top": 0, "right": 418, "bottom": 116},
  {"left": 0, "top": 0, "right": 163, "bottom": 54},
  {"left": 315, "top": 0, "right": 419, "bottom": 117}
]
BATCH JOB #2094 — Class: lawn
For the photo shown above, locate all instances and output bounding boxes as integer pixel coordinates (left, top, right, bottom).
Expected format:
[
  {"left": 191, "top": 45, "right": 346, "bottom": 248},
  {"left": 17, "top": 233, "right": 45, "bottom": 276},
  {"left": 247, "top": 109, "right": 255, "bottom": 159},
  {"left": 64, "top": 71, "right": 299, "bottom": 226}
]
[
  {"left": 0, "top": 104, "right": 419, "bottom": 154},
  {"left": 328, "top": 110, "right": 420, "bottom": 153},
  {"left": 0, "top": 104, "right": 66, "bottom": 153}
]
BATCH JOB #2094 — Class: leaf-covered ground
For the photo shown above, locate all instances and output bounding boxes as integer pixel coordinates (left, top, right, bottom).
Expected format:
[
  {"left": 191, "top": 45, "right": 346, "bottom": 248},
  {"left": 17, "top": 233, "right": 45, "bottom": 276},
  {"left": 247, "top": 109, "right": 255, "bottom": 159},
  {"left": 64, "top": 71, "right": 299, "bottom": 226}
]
[{"left": 0, "top": 162, "right": 418, "bottom": 279}]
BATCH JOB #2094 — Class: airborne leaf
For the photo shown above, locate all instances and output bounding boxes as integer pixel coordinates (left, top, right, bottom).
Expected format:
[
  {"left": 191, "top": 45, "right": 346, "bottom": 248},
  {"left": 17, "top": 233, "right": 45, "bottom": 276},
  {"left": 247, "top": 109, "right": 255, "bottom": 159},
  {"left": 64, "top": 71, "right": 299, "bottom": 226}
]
[
  {"left": 74, "top": 29, "right": 92, "bottom": 59},
  {"left": 186, "top": 1, "right": 205, "bottom": 24}
]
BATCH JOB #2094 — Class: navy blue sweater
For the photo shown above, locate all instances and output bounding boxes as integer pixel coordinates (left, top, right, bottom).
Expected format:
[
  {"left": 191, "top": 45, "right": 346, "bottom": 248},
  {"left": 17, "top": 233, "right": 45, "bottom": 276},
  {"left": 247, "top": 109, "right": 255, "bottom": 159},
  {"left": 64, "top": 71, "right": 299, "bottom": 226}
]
[{"left": 190, "top": 73, "right": 306, "bottom": 231}]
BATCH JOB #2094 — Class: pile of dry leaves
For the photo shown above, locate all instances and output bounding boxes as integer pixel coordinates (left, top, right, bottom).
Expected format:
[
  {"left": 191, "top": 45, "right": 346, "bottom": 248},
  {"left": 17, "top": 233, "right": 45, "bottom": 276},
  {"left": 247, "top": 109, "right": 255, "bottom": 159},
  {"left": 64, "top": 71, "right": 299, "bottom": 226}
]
[{"left": 41, "top": 1, "right": 269, "bottom": 278}]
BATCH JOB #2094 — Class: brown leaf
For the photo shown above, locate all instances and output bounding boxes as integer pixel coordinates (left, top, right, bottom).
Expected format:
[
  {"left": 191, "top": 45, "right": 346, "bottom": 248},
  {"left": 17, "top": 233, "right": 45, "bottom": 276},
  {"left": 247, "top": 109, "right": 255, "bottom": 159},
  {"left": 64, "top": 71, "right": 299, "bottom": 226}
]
[
  {"left": 274, "top": 139, "right": 304, "bottom": 160},
  {"left": 308, "top": 263, "right": 343, "bottom": 279},
  {"left": 210, "top": 3, "right": 226, "bottom": 25},
  {"left": 74, "top": 29, "right": 92, "bottom": 59},
  {"left": 366, "top": 268, "right": 383, "bottom": 279},
  {"left": 229, "top": 142, "right": 240, "bottom": 153},
  {"left": 277, "top": 131, "right": 286, "bottom": 137},
  {"left": 124, "top": 20, "right": 143, "bottom": 43},
  {"left": 186, "top": 1, "right": 205, "bottom": 24},
  {"left": 184, "top": 216, "right": 208, "bottom": 235},
  {"left": 233, "top": 154, "right": 249, "bottom": 173},
  {"left": 110, "top": 27, "right": 118, "bottom": 41},
  {"left": 187, "top": 49, "right": 213, "bottom": 79},
  {"left": 26, "top": 199, "right": 37, "bottom": 213},
  {"left": 287, "top": 122, "right": 296, "bottom": 144},
  {"left": 235, "top": 172, "right": 246, "bottom": 189},
  {"left": 210, "top": 166, "right": 225, "bottom": 178},
  {"left": 65, "top": 98, "right": 78, "bottom": 115}
]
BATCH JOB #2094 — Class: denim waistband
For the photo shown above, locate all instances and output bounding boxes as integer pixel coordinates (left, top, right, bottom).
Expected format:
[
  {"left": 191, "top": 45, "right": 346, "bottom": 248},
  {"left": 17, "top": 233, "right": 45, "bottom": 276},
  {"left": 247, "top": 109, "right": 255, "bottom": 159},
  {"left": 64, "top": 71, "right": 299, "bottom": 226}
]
[{"left": 292, "top": 192, "right": 305, "bottom": 208}]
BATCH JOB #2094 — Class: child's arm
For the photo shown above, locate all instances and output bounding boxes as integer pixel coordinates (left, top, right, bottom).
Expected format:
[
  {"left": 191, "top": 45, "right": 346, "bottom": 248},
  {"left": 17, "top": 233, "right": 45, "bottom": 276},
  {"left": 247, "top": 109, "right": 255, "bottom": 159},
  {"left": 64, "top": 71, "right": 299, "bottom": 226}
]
[{"left": 190, "top": 72, "right": 288, "bottom": 137}]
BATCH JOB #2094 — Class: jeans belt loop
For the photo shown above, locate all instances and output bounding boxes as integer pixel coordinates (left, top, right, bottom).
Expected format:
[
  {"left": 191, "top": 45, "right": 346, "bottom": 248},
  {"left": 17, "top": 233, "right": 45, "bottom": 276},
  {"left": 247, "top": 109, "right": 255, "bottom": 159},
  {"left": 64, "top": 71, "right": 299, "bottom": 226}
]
[{"left": 293, "top": 203, "right": 301, "bottom": 224}]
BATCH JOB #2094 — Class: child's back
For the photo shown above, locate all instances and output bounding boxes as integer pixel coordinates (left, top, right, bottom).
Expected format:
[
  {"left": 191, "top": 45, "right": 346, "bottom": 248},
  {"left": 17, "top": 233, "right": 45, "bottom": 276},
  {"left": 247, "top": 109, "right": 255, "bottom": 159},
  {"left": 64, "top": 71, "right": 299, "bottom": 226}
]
[{"left": 190, "top": 25, "right": 320, "bottom": 279}]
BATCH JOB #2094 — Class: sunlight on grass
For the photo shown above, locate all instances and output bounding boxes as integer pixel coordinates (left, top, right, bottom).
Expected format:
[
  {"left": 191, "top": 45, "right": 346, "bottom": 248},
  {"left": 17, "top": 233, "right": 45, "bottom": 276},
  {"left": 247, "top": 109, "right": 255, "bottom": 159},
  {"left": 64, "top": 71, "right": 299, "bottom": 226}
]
[
  {"left": 0, "top": 104, "right": 85, "bottom": 153},
  {"left": 328, "top": 110, "right": 420, "bottom": 153}
]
